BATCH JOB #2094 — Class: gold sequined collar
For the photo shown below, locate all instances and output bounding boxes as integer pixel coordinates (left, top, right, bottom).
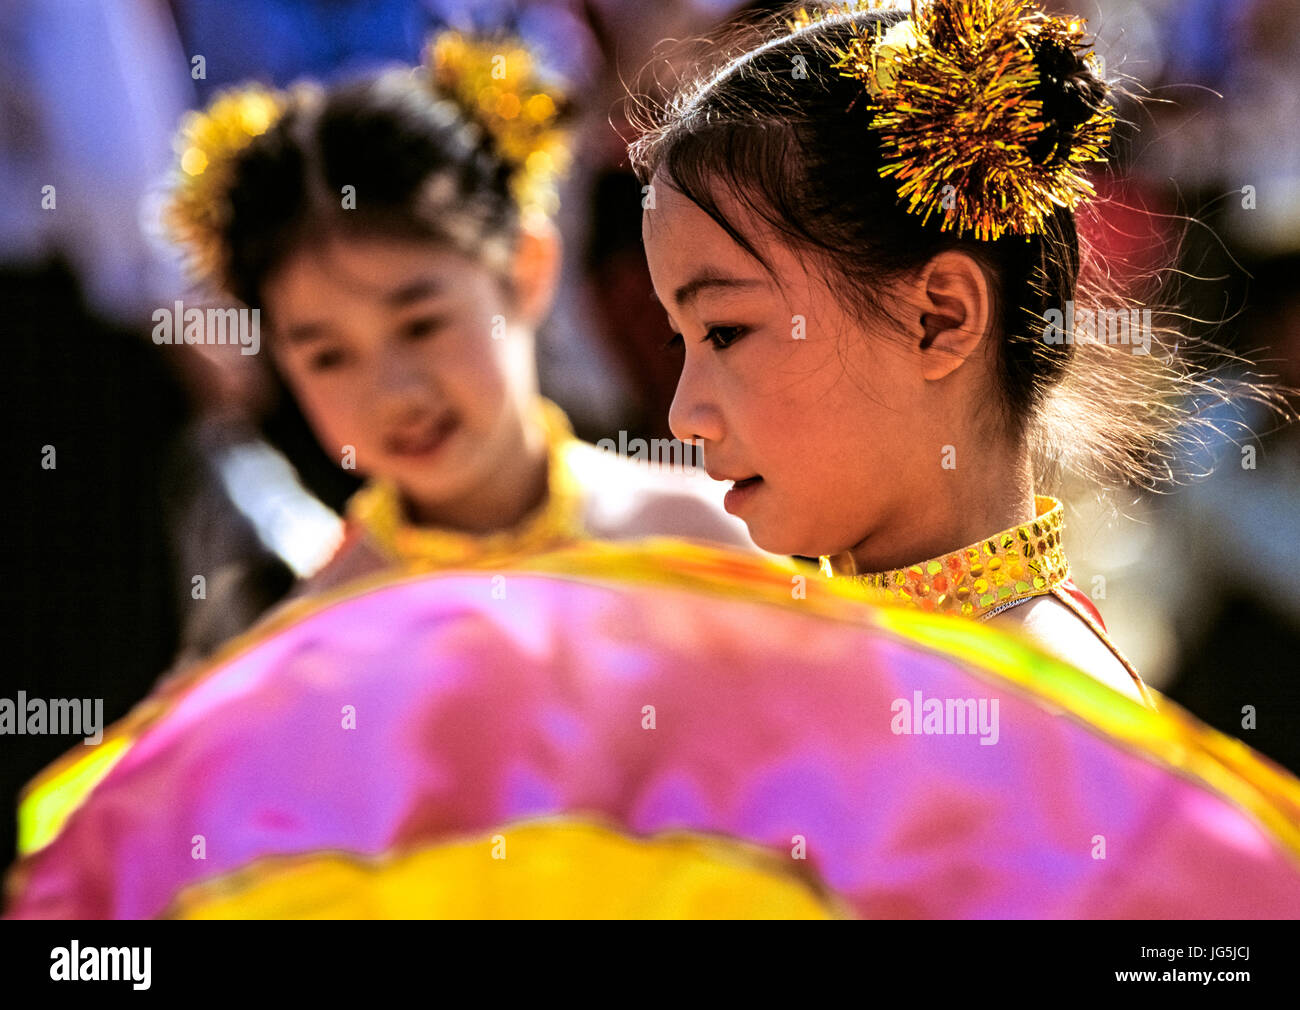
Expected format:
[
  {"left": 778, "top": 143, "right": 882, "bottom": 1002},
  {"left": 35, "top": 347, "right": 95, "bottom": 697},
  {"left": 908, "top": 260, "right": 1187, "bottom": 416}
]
[
  {"left": 819, "top": 496, "right": 1069, "bottom": 619},
  {"left": 346, "top": 398, "right": 586, "bottom": 569}
]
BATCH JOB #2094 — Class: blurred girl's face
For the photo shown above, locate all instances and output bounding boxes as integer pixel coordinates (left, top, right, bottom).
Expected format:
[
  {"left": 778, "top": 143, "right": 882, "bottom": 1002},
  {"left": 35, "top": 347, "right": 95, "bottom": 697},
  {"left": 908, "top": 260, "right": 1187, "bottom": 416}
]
[
  {"left": 266, "top": 236, "right": 541, "bottom": 520},
  {"left": 642, "top": 177, "right": 974, "bottom": 563}
]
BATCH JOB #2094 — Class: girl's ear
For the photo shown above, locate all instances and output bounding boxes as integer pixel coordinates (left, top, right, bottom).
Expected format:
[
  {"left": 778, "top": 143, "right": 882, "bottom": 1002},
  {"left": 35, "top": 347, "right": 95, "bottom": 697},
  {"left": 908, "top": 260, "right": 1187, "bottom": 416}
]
[
  {"left": 909, "top": 250, "right": 995, "bottom": 381},
  {"left": 509, "top": 215, "right": 563, "bottom": 328}
]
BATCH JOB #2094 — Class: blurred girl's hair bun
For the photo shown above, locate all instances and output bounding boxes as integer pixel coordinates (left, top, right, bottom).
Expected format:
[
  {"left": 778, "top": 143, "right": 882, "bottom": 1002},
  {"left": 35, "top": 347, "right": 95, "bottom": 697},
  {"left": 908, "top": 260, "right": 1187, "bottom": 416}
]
[
  {"left": 423, "top": 29, "right": 575, "bottom": 220},
  {"left": 164, "top": 84, "right": 288, "bottom": 287},
  {"left": 163, "top": 29, "right": 575, "bottom": 294}
]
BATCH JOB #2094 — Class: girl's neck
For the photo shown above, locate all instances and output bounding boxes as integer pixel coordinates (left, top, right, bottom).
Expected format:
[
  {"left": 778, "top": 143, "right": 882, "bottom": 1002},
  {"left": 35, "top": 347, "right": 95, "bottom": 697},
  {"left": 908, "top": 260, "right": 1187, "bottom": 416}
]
[
  {"left": 842, "top": 447, "right": 1038, "bottom": 575},
  {"left": 404, "top": 420, "right": 550, "bottom": 535}
]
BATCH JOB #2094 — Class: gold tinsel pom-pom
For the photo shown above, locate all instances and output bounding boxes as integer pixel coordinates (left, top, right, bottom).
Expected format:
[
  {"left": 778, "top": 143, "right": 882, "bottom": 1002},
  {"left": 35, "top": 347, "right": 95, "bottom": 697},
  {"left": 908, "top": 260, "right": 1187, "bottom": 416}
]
[
  {"left": 822, "top": 0, "right": 1115, "bottom": 241},
  {"left": 164, "top": 85, "right": 287, "bottom": 285},
  {"left": 425, "top": 30, "right": 573, "bottom": 220},
  {"left": 787, "top": 0, "right": 907, "bottom": 34}
]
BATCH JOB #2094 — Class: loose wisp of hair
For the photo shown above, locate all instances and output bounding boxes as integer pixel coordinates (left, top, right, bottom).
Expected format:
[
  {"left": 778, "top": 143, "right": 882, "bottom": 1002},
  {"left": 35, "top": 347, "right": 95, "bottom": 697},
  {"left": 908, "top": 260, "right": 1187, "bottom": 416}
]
[{"left": 623, "top": 2, "right": 1296, "bottom": 498}]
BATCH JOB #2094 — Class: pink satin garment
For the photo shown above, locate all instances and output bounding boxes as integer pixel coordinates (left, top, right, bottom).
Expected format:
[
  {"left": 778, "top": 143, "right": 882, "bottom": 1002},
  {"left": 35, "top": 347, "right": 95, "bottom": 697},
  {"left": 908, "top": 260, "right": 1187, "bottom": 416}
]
[{"left": 7, "top": 567, "right": 1300, "bottom": 918}]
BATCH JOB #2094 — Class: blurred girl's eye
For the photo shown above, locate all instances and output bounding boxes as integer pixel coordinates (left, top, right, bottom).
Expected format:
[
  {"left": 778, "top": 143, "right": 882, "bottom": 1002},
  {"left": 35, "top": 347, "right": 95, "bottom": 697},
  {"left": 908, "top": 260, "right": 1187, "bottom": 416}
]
[
  {"left": 306, "top": 347, "right": 350, "bottom": 372},
  {"left": 662, "top": 332, "right": 684, "bottom": 352},
  {"left": 402, "top": 315, "right": 447, "bottom": 341}
]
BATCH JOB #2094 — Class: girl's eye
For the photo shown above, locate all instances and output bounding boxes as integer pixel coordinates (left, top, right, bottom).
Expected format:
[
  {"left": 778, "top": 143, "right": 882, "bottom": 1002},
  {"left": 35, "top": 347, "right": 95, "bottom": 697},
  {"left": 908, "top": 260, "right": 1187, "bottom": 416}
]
[
  {"left": 661, "top": 326, "right": 748, "bottom": 353},
  {"left": 402, "top": 316, "right": 446, "bottom": 341},
  {"left": 705, "top": 325, "right": 748, "bottom": 350},
  {"left": 307, "top": 348, "right": 349, "bottom": 372}
]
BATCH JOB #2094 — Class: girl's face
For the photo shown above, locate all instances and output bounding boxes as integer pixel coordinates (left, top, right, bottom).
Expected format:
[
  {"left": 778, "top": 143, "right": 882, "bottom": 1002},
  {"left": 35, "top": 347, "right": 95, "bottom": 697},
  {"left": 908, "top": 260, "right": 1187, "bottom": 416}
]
[
  {"left": 642, "top": 178, "right": 974, "bottom": 561},
  {"left": 266, "top": 235, "right": 541, "bottom": 518}
]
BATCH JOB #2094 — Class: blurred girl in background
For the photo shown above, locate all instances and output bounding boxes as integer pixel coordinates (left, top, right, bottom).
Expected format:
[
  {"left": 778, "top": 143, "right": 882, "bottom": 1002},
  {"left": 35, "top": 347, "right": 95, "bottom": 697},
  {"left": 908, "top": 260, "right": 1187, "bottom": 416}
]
[{"left": 165, "top": 30, "right": 752, "bottom": 605}]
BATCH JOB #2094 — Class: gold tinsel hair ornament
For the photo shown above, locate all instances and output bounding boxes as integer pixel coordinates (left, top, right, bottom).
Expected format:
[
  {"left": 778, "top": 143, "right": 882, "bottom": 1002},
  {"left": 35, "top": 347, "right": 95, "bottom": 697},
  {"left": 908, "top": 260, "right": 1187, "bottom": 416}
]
[
  {"left": 788, "top": 0, "right": 1115, "bottom": 242},
  {"left": 164, "top": 30, "right": 571, "bottom": 287},
  {"left": 423, "top": 30, "right": 573, "bottom": 222},
  {"left": 164, "top": 84, "right": 287, "bottom": 286}
]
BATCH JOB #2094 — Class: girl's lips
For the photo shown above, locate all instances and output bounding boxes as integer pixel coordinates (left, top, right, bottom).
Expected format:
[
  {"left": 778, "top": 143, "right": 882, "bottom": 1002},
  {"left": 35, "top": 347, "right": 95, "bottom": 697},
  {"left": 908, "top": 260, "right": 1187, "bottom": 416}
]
[
  {"left": 723, "top": 475, "right": 764, "bottom": 515},
  {"left": 384, "top": 414, "right": 459, "bottom": 459}
]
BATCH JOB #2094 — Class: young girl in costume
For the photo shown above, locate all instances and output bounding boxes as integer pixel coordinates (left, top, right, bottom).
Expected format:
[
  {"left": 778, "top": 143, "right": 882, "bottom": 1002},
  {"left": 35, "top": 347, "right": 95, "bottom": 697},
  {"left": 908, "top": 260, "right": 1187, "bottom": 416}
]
[
  {"left": 23, "top": 13, "right": 1300, "bottom": 915},
  {"left": 164, "top": 31, "right": 752, "bottom": 601},
  {"left": 631, "top": 0, "right": 1261, "bottom": 706}
]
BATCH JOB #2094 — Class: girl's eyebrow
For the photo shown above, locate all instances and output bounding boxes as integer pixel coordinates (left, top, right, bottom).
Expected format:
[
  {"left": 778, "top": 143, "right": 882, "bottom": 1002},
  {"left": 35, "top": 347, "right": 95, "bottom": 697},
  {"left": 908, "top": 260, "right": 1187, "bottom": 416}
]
[
  {"left": 282, "top": 321, "right": 332, "bottom": 345},
  {"left": 385, "top": 278, "right": 446, "bottom": 308},
  {"left": 652, "top": 271, "right": 766, "bottom": 310},
  {"left": 280, "top": 278, "right": 446, "bottom": 343}
]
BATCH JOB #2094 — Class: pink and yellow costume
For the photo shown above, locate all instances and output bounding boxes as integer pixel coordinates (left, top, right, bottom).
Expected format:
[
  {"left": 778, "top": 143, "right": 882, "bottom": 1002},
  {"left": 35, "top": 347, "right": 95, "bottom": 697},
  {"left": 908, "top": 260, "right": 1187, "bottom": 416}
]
[{"left": 6, "top": 540, "right": 1298, "bottom": 918}]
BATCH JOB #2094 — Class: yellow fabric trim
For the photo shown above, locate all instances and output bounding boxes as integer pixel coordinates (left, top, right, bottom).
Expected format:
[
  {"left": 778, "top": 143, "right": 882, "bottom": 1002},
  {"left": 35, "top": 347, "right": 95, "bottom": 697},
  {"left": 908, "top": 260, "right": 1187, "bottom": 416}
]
[
  {"left": 820, "top": 495, "right": 1147, "bottom": 700},
  {"left": 166, "top": 817, "right": 845, "bottom": 919},
  {"left": 865, "top": 606, "right": 1300, "bottom": 866},
  {"left": 16, "top": 736, "right": 131, "bottom": 857},
  {"left": 820, "top": 495, "right": 1069, "bottom": 618}
]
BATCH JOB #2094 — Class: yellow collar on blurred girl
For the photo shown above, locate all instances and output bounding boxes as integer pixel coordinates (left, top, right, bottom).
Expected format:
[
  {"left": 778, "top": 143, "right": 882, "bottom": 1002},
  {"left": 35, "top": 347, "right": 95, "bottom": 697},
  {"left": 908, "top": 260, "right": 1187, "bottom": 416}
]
[
  {"left": 347, "top": 398, "right": 586, "bottom": 568},
  {"left": 818, "top": 495, "right": 1070, "bottom": 620}
]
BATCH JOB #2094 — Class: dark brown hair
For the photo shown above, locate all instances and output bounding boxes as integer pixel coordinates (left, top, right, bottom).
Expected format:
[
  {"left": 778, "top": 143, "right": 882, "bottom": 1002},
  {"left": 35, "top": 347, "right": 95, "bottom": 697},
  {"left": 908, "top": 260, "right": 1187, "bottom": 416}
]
[
  {"left": 627, "top": 5, "right": 1289, "bottom": 492},
  {"left": 204, "top": 66, "right": 560, "bottom": 512},
  {"left": 221, "top": 69, "right": 533, "bottom": 312}
]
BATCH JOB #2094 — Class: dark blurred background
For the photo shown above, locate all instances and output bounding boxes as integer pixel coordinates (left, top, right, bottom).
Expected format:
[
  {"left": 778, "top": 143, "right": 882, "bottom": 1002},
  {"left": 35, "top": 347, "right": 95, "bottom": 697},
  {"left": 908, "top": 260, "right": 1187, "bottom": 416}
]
[{"left": 3, "top": 0, "right": 1298, "bottom": 870}]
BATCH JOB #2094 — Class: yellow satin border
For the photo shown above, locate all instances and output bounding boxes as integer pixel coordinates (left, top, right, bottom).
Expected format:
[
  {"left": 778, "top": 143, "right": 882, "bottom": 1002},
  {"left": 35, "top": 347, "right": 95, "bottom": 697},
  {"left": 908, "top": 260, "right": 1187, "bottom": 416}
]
[{"left": 166, "top": 818, "right": 843, "bottom": 919}]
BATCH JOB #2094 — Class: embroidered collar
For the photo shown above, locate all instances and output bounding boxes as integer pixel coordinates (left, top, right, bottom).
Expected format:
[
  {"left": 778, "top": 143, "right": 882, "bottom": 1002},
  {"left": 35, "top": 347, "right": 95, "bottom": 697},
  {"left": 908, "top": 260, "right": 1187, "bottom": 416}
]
[
  {"left": 818, "top": 496, "right": 1069, "bottom": 619},
  {"left": 347, "top": 398, "right": 586, "bottom": 569}
]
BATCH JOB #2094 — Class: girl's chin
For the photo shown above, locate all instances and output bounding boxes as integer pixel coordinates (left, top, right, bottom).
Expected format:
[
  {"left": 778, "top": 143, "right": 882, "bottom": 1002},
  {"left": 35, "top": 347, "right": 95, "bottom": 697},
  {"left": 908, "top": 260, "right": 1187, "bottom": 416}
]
[
  {"left": 746, "top": 524, "right": 811, "bottom": 560},
  {"left": 384, "top": 460, "right": 475, "bottom": 511},
  {"left": 747, "top": 519, "right": 840, "bottom": 561}
]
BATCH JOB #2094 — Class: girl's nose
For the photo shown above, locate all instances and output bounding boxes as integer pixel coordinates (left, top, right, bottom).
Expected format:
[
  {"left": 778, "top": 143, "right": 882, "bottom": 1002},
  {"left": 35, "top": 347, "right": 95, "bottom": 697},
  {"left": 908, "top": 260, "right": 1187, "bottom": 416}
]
[
  {"left": 668, "top": 360, "right": 724, "bottom": 448},
  {"left": 373, "top": 342, "right": 434, "bottom": 416}
]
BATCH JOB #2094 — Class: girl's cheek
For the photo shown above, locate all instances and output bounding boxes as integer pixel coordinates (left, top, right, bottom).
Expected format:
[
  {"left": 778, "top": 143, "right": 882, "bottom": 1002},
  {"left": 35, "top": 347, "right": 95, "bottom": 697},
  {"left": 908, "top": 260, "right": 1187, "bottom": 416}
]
[
  {"left": 301, "top": 383, "right": 363, "bottom": 459},
  {"left": 454, "top": 334, "right": 513, "bottom": 405}
]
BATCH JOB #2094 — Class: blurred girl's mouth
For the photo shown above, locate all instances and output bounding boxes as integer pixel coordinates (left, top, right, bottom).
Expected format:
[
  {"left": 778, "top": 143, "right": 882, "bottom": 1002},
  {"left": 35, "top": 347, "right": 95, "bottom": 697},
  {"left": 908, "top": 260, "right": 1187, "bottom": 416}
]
[{"left": 384, "top": 414, "right": 459, "bottom": 460}]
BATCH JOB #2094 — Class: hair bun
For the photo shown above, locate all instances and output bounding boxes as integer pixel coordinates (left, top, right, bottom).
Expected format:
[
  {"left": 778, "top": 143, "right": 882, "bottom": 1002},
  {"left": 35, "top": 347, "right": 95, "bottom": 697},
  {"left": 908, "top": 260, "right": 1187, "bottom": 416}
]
[
  {"left": 822, "top": 0, "right": 1115, "bottom": 241},
  {"left": 164, "top": 85, "right": 289, "bottom": 286},
  {"left": 1027, "top": 38, "right": 1110, "bottom": 166},
  {"left": 423, "top": 30, "right": 574, "bottom": 218}
]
